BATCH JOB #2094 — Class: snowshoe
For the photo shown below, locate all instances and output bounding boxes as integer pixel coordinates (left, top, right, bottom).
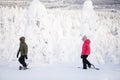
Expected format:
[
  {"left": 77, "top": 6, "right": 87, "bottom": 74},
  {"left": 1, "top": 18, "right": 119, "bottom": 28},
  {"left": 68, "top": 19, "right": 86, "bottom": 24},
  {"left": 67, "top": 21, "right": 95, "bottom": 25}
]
[
  {"left": 19, "top": 66, "right": 22, "bottom": 70},
  {"left": 19, "top": 66, "right": 29, "bottom": 70},
  {"left": 91, "top": 64, "right": 100, "bottom": 70}
]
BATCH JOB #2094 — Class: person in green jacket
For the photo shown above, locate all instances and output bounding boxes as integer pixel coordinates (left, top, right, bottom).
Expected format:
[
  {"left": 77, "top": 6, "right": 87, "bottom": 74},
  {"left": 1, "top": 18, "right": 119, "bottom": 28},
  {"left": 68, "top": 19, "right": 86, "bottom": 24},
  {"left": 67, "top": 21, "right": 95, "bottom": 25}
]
[{"left": 17, "top": 37, "right": 28, "bottom": 69}]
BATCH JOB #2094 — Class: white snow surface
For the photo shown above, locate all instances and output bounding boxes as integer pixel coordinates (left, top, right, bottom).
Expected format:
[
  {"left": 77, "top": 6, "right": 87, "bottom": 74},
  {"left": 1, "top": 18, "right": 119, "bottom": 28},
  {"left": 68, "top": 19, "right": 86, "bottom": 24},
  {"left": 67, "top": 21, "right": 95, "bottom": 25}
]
[{"left": 0, "top": 63, "right": 120, "bottom": 80}]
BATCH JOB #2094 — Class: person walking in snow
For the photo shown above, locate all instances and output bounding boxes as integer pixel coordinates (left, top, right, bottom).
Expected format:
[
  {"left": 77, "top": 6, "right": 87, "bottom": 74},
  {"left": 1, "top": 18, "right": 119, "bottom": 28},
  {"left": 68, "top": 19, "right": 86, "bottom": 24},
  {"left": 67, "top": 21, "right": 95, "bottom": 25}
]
[
  {"left": 17, "top": 37, "right": 28, "bottom": 69},
  {"left": 81, "top": 35, "right": 91, "bottom": 69}
]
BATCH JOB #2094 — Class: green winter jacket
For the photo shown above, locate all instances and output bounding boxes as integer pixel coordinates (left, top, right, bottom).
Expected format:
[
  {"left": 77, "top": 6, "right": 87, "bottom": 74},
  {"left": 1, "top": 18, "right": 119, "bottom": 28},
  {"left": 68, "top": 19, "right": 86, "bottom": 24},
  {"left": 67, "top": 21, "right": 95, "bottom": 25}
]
[{"left": 17, "top": 37, "right": 28, "bottom": 56}]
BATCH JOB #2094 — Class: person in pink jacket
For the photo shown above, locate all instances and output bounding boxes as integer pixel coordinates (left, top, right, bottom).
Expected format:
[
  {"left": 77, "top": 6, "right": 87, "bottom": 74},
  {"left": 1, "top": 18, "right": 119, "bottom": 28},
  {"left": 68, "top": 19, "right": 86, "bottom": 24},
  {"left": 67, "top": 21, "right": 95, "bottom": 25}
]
[{"left": 81, "top": 35, "right": 91, "bottom": 69}]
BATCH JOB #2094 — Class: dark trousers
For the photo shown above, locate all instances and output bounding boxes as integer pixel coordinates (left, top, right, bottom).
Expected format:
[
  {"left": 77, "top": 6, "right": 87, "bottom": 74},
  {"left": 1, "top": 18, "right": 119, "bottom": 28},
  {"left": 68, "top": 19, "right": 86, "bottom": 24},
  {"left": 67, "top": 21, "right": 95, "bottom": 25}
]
[
  {"left": 82, "top": 55, "right": 91, "bottom": 69},
  {"left": 18, "top": 55, "right": 27, "bottom": 67}
]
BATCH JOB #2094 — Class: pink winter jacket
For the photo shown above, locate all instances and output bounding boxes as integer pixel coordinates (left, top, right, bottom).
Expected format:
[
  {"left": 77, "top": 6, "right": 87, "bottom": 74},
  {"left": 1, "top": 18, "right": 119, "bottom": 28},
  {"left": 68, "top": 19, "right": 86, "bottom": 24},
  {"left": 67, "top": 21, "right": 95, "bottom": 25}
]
[{"left": 81, "top": 39, "right": 91, "bottom": 55}]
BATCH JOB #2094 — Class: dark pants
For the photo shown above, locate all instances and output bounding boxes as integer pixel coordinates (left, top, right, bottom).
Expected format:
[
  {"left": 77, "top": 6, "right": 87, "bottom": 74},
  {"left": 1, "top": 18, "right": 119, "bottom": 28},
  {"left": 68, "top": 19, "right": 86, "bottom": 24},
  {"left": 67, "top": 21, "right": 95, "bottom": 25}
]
[
  {"left": 18, "top": 55, "right": 27, "bottom": 67},
  {"left": 82, "top": 55, "right": 91, "bottom": 69}
]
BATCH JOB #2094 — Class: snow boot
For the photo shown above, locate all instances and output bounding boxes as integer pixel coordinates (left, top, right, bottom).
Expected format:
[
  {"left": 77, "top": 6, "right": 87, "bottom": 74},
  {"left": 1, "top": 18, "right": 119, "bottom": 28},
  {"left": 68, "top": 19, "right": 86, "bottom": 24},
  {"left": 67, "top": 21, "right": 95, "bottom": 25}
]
[
  {"left": 19, "top": 66, "right": 22, "bottom": 70},
  {"left": 88, "top": 64, "right": 91, "bottom": 68}
]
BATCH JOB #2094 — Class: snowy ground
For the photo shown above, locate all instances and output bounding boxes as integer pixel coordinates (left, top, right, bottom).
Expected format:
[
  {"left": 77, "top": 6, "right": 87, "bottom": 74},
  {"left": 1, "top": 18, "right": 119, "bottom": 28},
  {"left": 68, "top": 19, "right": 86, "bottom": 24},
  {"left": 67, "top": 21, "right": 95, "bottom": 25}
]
[{"left": 0, "top": 62, "right": 120, "bottom": 80}]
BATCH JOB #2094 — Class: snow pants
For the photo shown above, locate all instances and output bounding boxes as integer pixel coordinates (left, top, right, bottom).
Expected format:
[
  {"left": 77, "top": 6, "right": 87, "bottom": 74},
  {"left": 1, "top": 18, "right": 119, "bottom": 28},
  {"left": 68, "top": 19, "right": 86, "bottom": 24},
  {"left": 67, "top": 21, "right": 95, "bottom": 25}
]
[
  {"left": 18, "top": 55, "right": 27, "bottom": 67},
  {"left": 82, "top": 55, "right": 91, "bottom": 69}
]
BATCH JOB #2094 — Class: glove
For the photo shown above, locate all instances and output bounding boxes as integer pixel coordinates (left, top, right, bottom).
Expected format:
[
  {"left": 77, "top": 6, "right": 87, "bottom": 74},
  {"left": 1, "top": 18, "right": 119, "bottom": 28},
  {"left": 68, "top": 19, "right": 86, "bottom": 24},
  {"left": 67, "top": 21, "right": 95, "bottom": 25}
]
[
  {"left": 25, "top": 55, "right": 28, "bottom": 59},
  {"left": 81, "top": 55, "right": 83, "bottom": 58}
]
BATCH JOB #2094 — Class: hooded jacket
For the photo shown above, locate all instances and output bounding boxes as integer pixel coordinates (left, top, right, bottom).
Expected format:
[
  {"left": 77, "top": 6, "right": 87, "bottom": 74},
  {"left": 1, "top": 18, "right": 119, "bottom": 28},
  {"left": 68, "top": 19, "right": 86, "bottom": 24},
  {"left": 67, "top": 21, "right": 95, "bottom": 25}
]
[
  {"left": 18, "top": 37, "right": 28, "bottom": 56},
  {"left": 81, "top": 39, "right": 90, "bottom": 55}
]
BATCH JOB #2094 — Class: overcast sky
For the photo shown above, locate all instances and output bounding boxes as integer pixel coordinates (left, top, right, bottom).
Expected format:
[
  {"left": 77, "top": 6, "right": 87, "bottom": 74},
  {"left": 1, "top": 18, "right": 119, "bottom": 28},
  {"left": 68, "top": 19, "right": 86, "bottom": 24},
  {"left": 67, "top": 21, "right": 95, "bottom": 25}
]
[{"left": 72, "top": 0, "right": 120, "bottom": 5}]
